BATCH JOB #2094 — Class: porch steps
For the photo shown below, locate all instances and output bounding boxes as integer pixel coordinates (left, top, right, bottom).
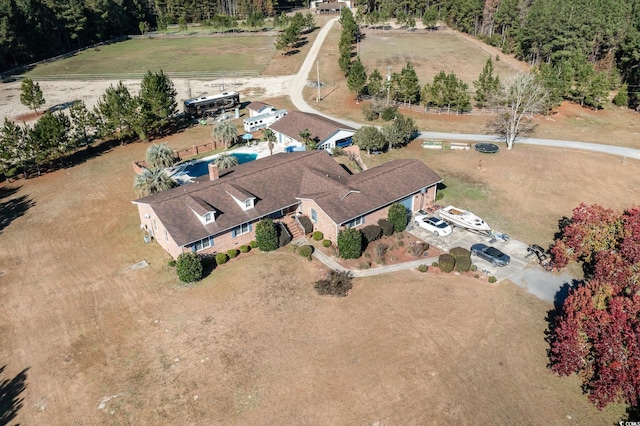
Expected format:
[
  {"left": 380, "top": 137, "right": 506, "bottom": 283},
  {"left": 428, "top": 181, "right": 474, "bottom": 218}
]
[{"left": 280, "top": 215, "right": 306, "bottom": 241}]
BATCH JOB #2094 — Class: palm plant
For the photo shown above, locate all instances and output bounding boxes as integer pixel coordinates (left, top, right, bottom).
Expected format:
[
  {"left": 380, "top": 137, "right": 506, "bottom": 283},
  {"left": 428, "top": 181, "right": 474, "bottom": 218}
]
[
  {"left": 299, "top": 128, "right": 316, "bottom": 149},
  {"left": 214, "top": 153, "right": 239, "bottom": 170},
  {"left": 262, "top": 128, "right": 276, "bottom": 155},
  {"left": 145, "top": 143, "right": 176, "bottom": 169},
  {"left": 134, "top": 167, "right": 177, "bottom": 197},
  {"left": 212, "top": 121, "right": 238, "bottom": 149}
]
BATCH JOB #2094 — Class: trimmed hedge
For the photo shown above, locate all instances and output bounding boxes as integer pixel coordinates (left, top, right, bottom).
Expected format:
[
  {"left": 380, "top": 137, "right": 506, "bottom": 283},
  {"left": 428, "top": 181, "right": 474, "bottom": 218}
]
[
  {"left": 450, "top": 246, "right": 471, "bottom": 259},
  {"left": 488, "top": 276, "right": 497, "bottom": 283},
  {"left": 250, "top": 240, "right": 258, "bottom": 248},
  {"left": 337, "top": 228, "right": 363, "bottom": 259},
  {"left": 298, "top": 215, "right": 313, "bottom": 234},
  {"left": 455, "top": 256, "right": 472, "bottom": 272},
  {"left": 378, "top": 218, "right": 394, "bottom": 236},
  {"left": 227, "top": 249, "right": 238, "bottom": 259},
  {"left": 312, "top": 231, "right": 324, "bottom": 241},
  {"left": 361, "top": 225, "right": 383, "bottom": 244},
  {"left": 298, "top": 244, "right": 314, "bottom": 259},
  {"left": 176, "top": 252, "right": 203, "bottom": 283},
  {"left": 215, "top": 252, "right": 229, "bottom": 266},
  {"left": 239, "top": 245, "right": 250, "bottom": 253},
  {"left": 322, "top": 239, "right": 332, "bottom": 248},
  {"left": 438, "top": 253, "right": 455, "bottom": 273},
  {"left": 255, "top": 218, "right": 279, "bottom": 251},
  {"left": 418, "top": 264, "right": 428, "bottom": 273}
]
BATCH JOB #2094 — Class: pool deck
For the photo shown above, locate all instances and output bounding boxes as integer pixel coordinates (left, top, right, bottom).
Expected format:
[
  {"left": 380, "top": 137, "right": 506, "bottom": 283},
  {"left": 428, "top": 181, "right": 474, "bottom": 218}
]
[{"left": 168, "top": 141, "right": 288, "bottom": 184}]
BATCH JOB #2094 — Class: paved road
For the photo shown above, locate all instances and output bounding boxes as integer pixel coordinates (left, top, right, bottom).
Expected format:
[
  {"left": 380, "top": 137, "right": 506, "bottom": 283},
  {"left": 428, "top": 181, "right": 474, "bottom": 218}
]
[{"left": 290, "top": 19, "right": 640, "bottom": 161}]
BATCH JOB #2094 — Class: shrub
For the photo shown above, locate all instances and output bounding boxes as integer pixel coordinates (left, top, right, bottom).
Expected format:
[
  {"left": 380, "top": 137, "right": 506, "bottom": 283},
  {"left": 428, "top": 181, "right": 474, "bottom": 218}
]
[
  {"left": 255, "top": 218, "right": 279, "bottom": 251},
  {"left": 438, "top": 253, "right": 455, "bottom": 273},
  {"left": 378, "top": 218, "right": 394, "bottom": 236},
  {"left": 450, "top": 246, "right": 471, "bottom": 259},
  {"left": 250, "top": 240, "right": 258, "bottom": 248},
  {"left": 374, "top": 242, "right": 389, "bottom": 259},
  {"left": 435, "top": 191, "right": 444, "bottom": 201},
  {"left": 397, "top": 239, "right": 404, "bottom": 247},
  {"left": 409, "top": 242, "right": 429, "bottom": 257},
  {"left": 418, "top": 264, "right": 428, "bottom": 273},
  {"left": 358, "top": 261, "right": 371, "bottom": 269},
  {"left": 337, "top": 228, "right": 363, "bottom": 259},
  {"left": 381, "top": 106, "right": 398, "bottom": 121},
  {"left": 322, "top": 239, "right": 332, "bottom": 248},
  {"left": 297, "top": 244, "right": 314, "bottom": 259},
  {"left": 488, "top": 276, "right": 497, "bottom": 283},
  {"left": 388, "top": 203, "right": 408, "bottom": 233},
  {"left": 470, "top": 264, "right": 477, "bottom": 272},
  {"left": 168, "top": 259, "right": 177, "bottom": 267},
  {"left": 332, "top": 146, "right": 345, "bottom": 156},
  {"left": 298, "top": 215, "right": 313, "bottom": 234},
  {"left": 362, "top": 103, "right": 379, "bottom": 121},
  {"left": 432, "top": 261, "right": 439, "bottom": 267},
  {"left": 215, "top": 252, "right": 228, "bottom": 266},
  {"left": 314, "top": 270, "right": 353, "bottom": 297},
  {"left": 474, "top": 274, "right": 480, "bottom": 278},
  {"left": 227, "top": 249, "right": 238, "bottom": 259},
  {"left": 239, "top": 245, "right": 250, "bottom": 253},
  {"left": 613, "top": 84, "right": 628, "bottom": 106},
  {"left": 176, "top": 252, "right": 203, "bottom": 283},
  {"left": 361, "top": 225, "right": 383, "bottom": 244},
  {"left": 455, "top": 256, "right": 472, "bottom": 272},
  {"left": 278, "top": 223, "right": 292, "bottom": 247},
  {"left": 312, "top": 231, "right": 324, "bottom": 241}
]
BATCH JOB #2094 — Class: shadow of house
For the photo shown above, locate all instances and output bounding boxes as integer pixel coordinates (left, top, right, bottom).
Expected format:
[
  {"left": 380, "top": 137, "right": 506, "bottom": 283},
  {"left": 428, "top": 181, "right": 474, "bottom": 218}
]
[{"left": 0, "top": 365, "right": 29, "bottom": 426}]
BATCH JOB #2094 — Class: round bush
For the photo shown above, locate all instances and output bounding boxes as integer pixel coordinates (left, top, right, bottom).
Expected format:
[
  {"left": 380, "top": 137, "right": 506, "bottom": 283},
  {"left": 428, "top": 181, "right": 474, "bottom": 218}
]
[
  {"left": 322, "top": 239, "right": 332, "bottom": 248},
  {"left": 418, "top": 264, "right": 428, "bottom": 273},
  {"left": 488, "top": 276, "right": 497, "bottom": 283},
  {"left": 297, "top": 244, "right": 314, "bottom": 259},
  {"left": 377, "top": 219, "right": 394, "bottom": 236},
  {"left": 438, "top": 253, "right": 455, "bottom": 273},
  {"left": 388, "top": 203, "right": 408, "bottom": 233},
  {"left": 215, "top": 252, "right": 228, "bottom": 266},
  {"left": 455, "top": 256, "right": 472, "bottom": 272},
  {"left": 337, "top": 228, "right": 363, "bottom": 259},
  {"left": 361, "top": 225, "right": 383, "bottom": 244},
  {"left": 239, "top": 245, "right": 250, "bottom": 253},
  {"left": 227, "top": 249, "right": 238, "bottom": 259},
  {"left": 176, "top": 252, "right": 203, "bottom": 283},
  {"left": 450, "top": 246, "right": 471, "bottom": 259},
  {"left": 250, "top": 240, "right": 258, "bottom": 248},
  {"left": 432, "top": 261, "right": 439, "bottom": 267},
  {"left": 470, "top": 264, "right": 477, "bottom": 272},
  {"left": 168, "top": 259, "right": 177, "bottom": 267},
  {"left": 312, "top": 231, "right": 324, "bottom": 241}
]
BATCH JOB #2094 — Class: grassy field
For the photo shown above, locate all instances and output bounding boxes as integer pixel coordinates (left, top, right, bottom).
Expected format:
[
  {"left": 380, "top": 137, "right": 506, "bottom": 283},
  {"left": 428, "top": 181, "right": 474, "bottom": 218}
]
[
  {"left": 27, "top": 36, "right": 276, "bottom": 75},
  {"left": 359, "top": 30, "right": 518, "bottom": 85}
]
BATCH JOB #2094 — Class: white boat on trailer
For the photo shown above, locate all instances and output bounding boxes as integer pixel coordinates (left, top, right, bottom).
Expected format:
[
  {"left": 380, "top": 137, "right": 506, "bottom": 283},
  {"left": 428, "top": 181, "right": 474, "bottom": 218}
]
[{"left": 438, "top": 205, "right": 491, "bottom": 234}]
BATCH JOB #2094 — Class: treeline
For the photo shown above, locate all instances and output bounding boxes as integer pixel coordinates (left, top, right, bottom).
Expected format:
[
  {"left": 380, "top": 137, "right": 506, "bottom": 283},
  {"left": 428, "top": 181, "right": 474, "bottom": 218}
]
[
  {"left": 359, "top": 0, "right": 640, "bottom": 108},
  {"left": 0, "top": 0, "right": 301, "bottom": 73},
  {"left": 0, "top": 71, "right": 177, "bottom": 179}
]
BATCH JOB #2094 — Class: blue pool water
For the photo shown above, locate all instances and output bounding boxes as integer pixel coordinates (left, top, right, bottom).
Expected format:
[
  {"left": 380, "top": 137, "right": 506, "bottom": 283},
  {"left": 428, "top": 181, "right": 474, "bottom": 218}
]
[{"left": 184, "top": 153, "right": 258, "bottom": 177}]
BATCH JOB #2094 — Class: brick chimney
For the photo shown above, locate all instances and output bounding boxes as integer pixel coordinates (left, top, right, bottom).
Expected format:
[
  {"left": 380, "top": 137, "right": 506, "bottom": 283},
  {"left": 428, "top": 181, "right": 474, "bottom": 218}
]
[{"left": 208, "top": 162, "right": 219, "bottom": 180}]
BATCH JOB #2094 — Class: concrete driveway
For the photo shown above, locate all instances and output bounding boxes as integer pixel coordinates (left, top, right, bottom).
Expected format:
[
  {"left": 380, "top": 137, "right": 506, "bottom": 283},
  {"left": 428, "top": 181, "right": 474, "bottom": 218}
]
[{"left": 408, "top": 217, "right": 576, "bottom": 304}]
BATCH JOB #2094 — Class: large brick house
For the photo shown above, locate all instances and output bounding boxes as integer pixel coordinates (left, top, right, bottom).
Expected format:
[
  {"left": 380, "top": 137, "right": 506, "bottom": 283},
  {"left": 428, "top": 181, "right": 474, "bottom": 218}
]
[{"left": 133, "top": 151, "right": 442, "bottom": 259}]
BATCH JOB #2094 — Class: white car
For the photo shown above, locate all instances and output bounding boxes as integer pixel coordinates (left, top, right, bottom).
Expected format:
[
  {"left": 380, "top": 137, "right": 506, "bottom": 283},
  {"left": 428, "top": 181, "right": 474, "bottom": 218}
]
[{"left": 413, "top": 215, "right": 453, "bottom": 236}]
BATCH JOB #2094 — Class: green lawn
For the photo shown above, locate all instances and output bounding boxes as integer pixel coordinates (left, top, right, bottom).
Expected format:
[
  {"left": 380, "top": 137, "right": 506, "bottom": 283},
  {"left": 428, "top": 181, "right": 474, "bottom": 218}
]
[{"left": 27, "top": 36, "right": 276, "bottom": 75}]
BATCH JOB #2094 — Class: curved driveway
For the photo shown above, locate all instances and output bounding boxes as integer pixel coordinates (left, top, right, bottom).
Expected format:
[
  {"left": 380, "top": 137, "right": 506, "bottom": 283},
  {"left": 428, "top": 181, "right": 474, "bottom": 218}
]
[{"left": 289, "top": 18, "right": 640, "bottom": 161}]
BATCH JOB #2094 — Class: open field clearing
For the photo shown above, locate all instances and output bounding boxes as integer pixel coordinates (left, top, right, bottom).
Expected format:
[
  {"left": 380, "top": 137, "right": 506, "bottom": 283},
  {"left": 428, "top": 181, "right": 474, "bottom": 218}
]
[
  {"left": 26, "top": 36, "right": 276, "bottom": 75},
  {"left": 359, "top": 30, "right": 518, "bottom": 85},
  {"left": 0, "top": 134, "right": 627, "bottom": 422}
]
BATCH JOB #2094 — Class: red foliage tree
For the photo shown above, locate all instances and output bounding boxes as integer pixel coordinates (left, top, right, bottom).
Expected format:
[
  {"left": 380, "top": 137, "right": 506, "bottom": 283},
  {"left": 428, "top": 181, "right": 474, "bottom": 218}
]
[{"left": 549, "top": 204, "right": 640, "bottom": 410}]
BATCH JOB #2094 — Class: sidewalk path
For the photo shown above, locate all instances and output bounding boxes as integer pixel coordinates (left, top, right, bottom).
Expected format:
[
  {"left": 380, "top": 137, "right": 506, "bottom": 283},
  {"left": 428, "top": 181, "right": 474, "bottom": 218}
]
[{"left": 312, "top": 248, "right": 436, "bottom": 278}]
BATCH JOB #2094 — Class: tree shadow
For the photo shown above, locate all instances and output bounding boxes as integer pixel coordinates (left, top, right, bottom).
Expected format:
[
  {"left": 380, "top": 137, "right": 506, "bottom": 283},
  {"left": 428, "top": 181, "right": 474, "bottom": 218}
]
[
  {"left": 47, "top": 100, "right": 77, "bottom": 113},
  {"left": 544, "top": 279, "right": 582, "bottom": 365},
  {"left": 0, "top": 188, "right": 35, "bottom": 235},
  {"left": 0, "top": 365, "right": 29, "bottom": 426}
]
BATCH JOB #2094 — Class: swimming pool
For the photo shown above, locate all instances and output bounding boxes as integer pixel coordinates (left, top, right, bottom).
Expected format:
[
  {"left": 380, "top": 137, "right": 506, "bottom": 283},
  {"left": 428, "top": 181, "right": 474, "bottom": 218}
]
[{"left": 183, "top": 153, "right": 258, "bottom": 177}]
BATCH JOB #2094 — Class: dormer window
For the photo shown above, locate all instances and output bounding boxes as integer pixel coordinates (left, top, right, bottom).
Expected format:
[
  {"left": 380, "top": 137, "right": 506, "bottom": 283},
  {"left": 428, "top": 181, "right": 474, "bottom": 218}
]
[
  {"left": 245, "top": 199, "right": 252, "bottom": 209},
  {"left": 203, "top": 212, "right": 213, "bottom": 223}
]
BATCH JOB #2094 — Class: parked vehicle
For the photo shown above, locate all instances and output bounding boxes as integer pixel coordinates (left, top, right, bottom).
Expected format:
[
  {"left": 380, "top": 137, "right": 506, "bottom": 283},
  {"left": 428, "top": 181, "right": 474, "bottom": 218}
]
[
  {"left": 413, "top": 215, "right": 453, "bottom": 236},
  {"left": 470, "top": 243, "right": 510, "bottom": 267},
  {"left": 438, "top": 205, "right": 491, "bottom": 234}
]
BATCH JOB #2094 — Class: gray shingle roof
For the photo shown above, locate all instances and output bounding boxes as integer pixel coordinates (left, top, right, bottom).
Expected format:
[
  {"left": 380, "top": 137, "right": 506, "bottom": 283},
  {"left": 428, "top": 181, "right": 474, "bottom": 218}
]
[
  {"left": 133, "top": 151, "right": 441, "bottom": 247},
  {"left": 268, "top": 111, "right": 354, "bottom": 143}
]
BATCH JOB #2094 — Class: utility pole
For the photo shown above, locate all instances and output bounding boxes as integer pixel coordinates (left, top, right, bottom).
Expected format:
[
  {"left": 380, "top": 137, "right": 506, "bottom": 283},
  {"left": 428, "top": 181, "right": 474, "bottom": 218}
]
[
  {"left": 316, "top": 60, "right": 321, "bottom": 102},
  {"left": 387, "top": 66, "right": 391, "bottom": 105}
]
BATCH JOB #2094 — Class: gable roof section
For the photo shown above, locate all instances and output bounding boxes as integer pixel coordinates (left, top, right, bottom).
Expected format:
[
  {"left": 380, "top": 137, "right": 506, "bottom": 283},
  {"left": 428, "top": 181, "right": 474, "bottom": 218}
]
[
  {"left": 269, "top": 111, "right": 354, "bottom": 143},
  {"left": 308, "top": 160, "right": 442, "bottom": 225},
  {"left": 134, "top": 151, "right": 347, "bottom": 246},
  {"left": 246, "top": 101, "right": 270, "bottom": 112}
]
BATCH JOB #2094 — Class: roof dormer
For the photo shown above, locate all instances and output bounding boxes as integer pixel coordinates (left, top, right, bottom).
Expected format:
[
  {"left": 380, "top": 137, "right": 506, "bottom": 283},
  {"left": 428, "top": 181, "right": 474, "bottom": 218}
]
[
  {"left": 224, "top": 183, "right": 256, "bottom": 211},
  {"left": 185, "top": 195, "right": 217, "bottom": 225}
]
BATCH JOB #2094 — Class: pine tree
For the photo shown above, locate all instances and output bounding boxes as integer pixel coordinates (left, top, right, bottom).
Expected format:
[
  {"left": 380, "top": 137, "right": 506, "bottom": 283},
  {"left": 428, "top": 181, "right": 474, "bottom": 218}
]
[
  {"left": 347, "top": 57, "right": 367, "bottom": 100},
  {"left": 20, "top": 78, "right": 45, "bottom": 114},
  {"left": 473, "top": 58, "right": 500, "bottom": 108}
]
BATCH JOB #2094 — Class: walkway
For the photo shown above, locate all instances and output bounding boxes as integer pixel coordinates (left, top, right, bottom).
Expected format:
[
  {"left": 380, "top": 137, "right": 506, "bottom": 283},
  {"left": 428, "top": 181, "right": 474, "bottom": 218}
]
[{"left": 312, "top": 248, "right": 437, "bottom": 278}]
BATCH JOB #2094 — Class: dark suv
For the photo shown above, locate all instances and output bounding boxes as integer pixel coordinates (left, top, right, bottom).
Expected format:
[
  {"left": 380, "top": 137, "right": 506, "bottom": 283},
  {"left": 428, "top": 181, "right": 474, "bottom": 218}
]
[{"left": 471, "top": 243, "right": 511, "bottom": 267}]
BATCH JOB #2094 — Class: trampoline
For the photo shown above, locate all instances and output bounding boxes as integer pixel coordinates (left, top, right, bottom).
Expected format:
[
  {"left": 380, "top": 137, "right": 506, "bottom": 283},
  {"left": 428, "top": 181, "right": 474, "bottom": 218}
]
[{"left": 474, "top": 143, "right": 500, "bottom": 154}]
